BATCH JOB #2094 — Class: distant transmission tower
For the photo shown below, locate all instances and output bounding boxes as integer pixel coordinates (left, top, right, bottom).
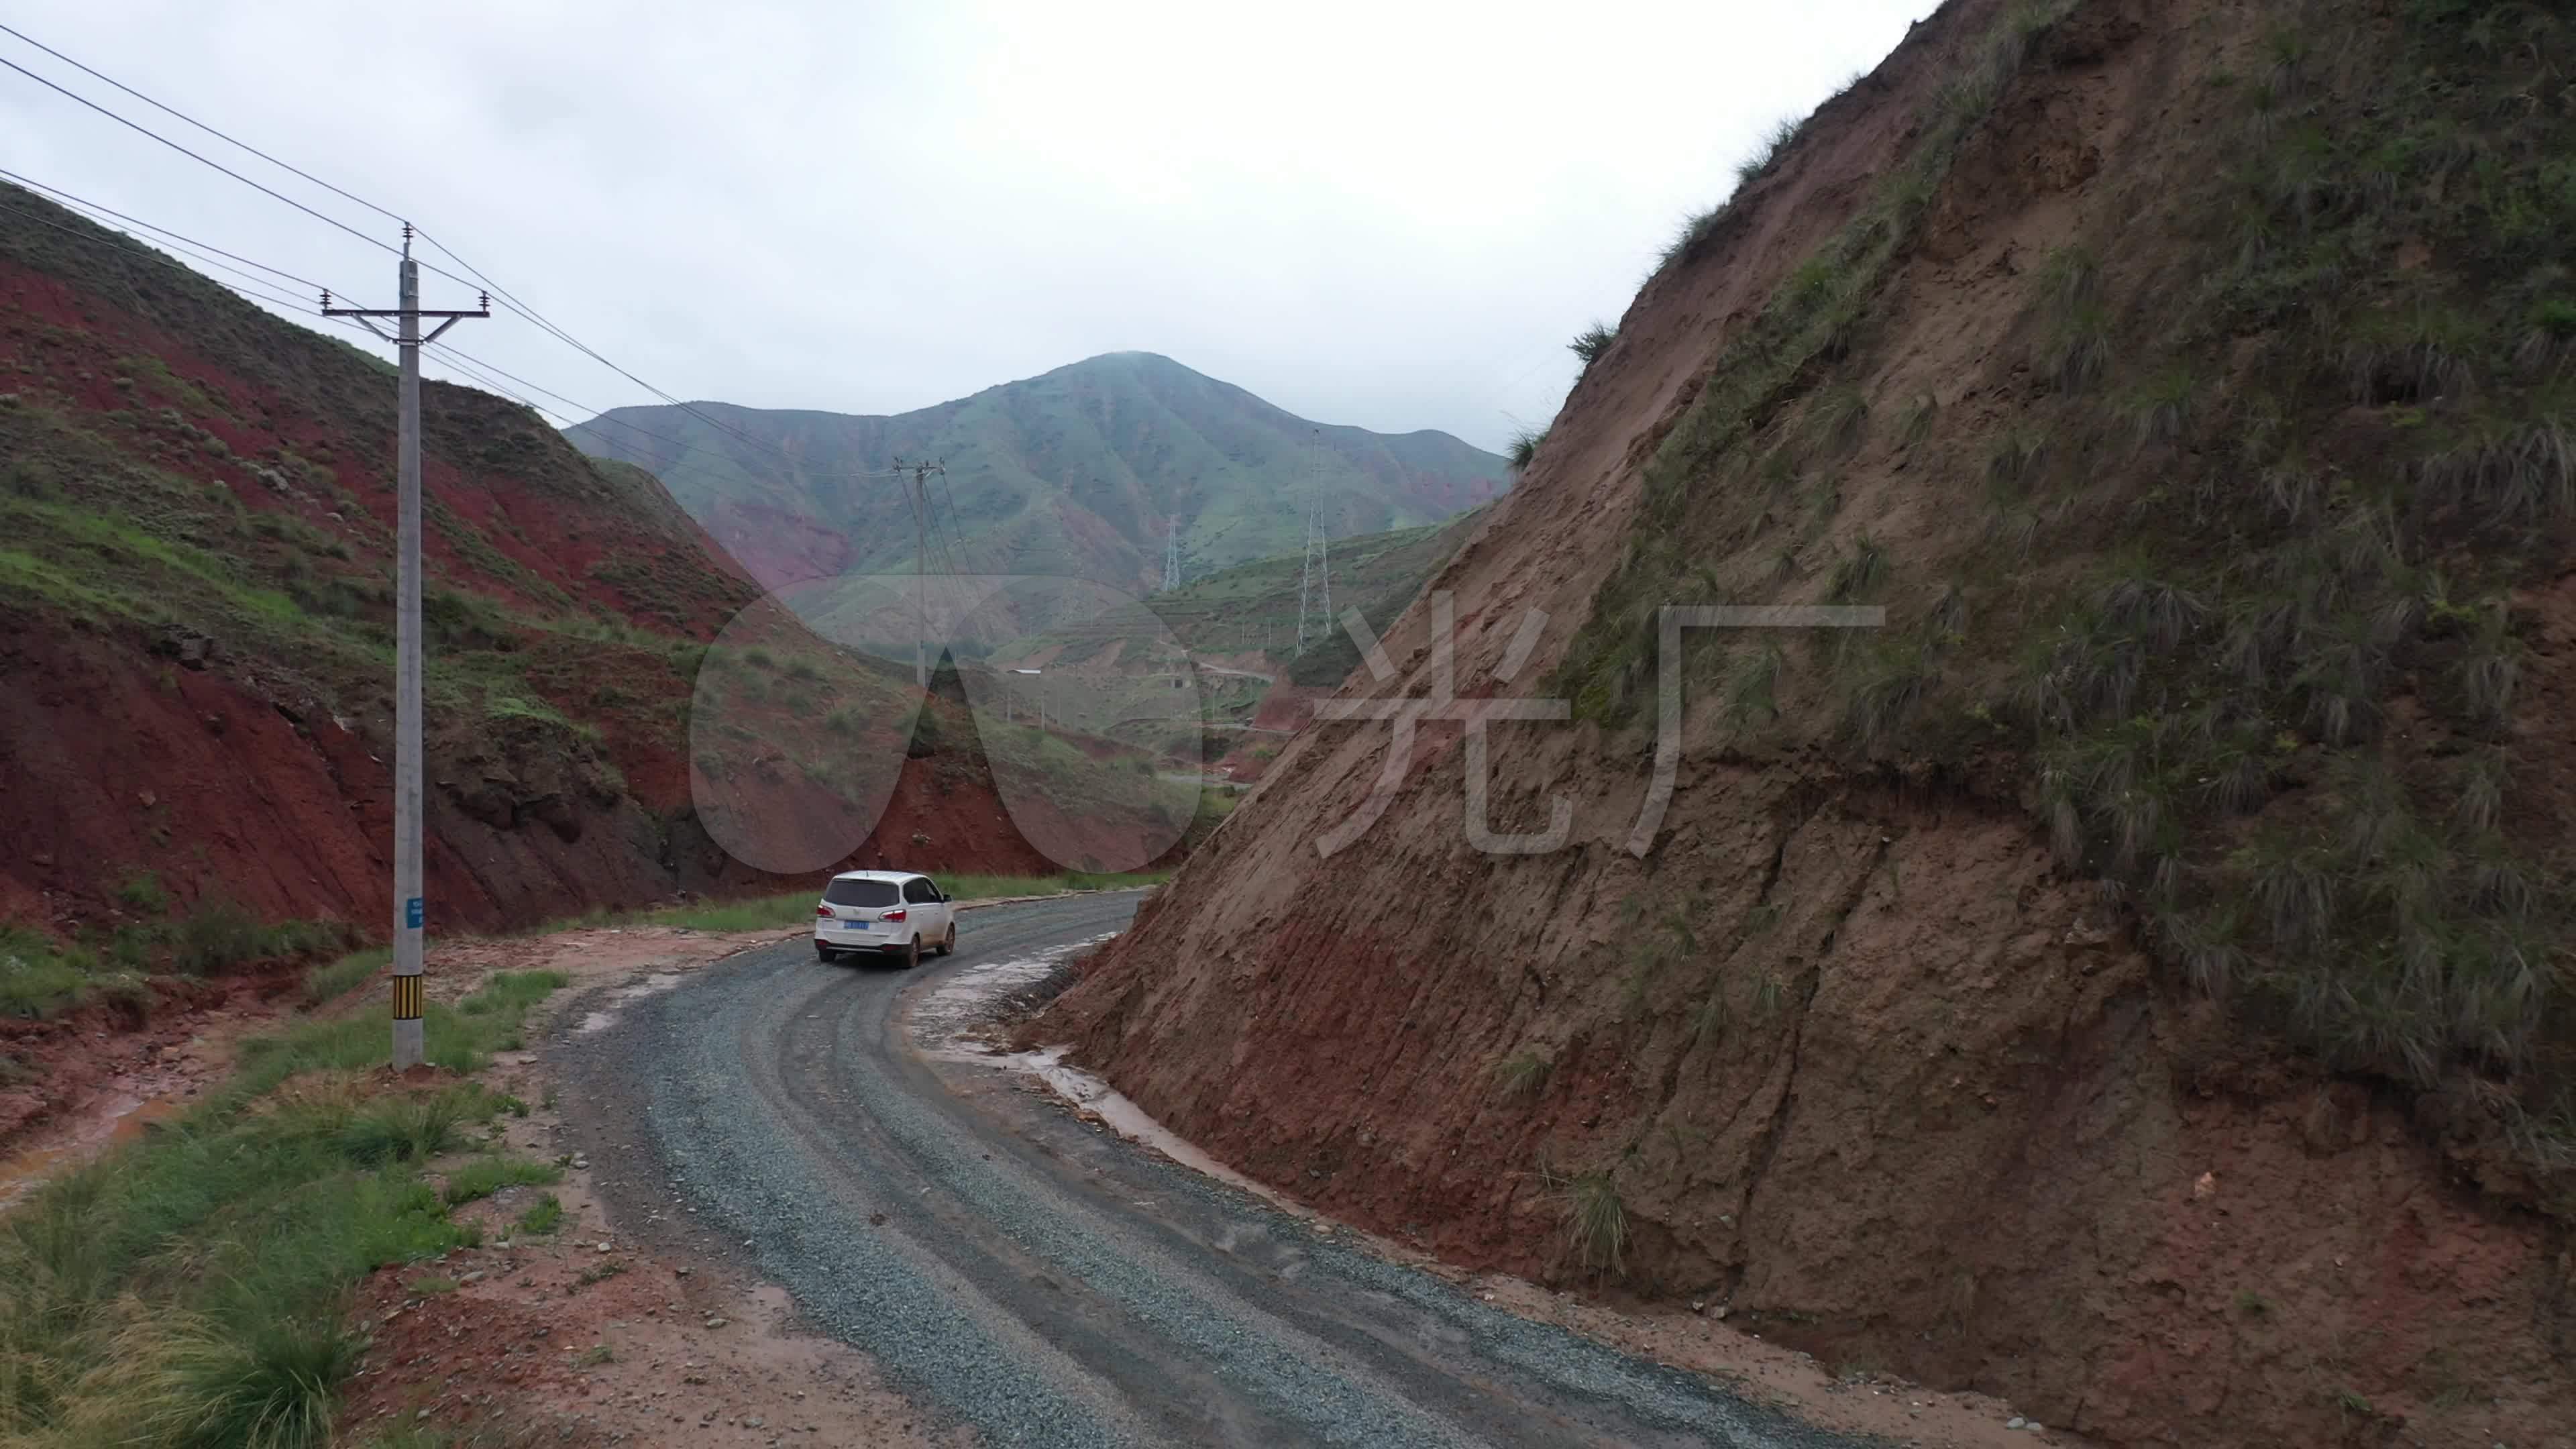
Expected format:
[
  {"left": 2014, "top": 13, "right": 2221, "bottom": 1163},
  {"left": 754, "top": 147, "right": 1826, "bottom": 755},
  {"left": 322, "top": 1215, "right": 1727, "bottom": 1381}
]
[
  {"left": 1295, "top": 429, "right": 1330, "bottom": 655},
  {"left": 893, "top": 456, "right": 945, "bottom": 687},
  {"left": 1162, "top": 513, "right": 1183, "bottom": 592}
]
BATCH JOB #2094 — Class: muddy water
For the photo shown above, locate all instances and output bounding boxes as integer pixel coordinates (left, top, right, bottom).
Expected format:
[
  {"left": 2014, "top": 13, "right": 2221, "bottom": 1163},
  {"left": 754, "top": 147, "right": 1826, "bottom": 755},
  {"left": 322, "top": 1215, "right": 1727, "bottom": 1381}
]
[
  {"left": 910, "top": 933, "right": 1113, "bottom": 1045},
  {"left": 0, "top": 1091, "right": 184, "bottom": 1210},
  {"left": 910, "top": 934, "right": 1320, "bottom": 1220}
]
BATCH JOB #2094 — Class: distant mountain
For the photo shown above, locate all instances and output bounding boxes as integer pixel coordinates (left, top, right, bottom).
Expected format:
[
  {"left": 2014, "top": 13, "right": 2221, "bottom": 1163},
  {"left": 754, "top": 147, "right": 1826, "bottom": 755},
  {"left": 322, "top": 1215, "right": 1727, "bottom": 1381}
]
[{"left": 562, "top": 352, "right": 1508, "bottom": 595}]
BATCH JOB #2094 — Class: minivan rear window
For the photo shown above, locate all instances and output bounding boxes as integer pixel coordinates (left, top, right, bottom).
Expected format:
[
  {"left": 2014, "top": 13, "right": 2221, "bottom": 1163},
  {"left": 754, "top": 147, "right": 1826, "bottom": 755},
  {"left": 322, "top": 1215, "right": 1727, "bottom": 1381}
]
[{"left": 822, "top": 878, "right": 899, "bottom": 907}]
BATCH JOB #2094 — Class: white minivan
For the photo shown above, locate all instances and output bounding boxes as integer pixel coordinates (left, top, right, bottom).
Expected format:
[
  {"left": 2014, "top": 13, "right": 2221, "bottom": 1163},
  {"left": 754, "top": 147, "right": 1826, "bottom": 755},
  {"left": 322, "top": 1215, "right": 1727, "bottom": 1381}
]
[{"left": 813, "top": 870, "right": 956, "bottom": 967}]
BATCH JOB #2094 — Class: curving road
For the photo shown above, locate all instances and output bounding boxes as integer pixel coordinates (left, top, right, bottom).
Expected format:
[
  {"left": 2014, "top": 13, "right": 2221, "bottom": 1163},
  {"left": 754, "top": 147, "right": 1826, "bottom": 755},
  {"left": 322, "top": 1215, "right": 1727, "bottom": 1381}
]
[{"left": 555, "top": 893, "right": 1868, "bottom": 1448}]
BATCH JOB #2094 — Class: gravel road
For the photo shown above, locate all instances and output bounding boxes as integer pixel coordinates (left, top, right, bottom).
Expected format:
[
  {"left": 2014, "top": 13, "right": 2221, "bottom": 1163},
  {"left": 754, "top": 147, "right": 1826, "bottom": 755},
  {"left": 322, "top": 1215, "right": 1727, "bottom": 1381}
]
[{"left": 555, "top": 892, "right": 1879, "bottom": 1449}]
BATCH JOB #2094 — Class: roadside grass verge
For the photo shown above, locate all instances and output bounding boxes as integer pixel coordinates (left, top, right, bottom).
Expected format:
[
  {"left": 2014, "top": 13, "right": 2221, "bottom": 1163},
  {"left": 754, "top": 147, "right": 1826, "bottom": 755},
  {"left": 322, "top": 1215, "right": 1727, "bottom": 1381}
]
[
  {"left": 303, "top": 947, "right": 390, "bottom": 1006},
  {"left": 529, "top": 871, "right": 1170, "bottom": 936},
  {"left": 3, "top": 910, "right": 368, "bottom": 1022},
  {"left": 0, "top": 967, "right": 570, "bottom": 1446}
]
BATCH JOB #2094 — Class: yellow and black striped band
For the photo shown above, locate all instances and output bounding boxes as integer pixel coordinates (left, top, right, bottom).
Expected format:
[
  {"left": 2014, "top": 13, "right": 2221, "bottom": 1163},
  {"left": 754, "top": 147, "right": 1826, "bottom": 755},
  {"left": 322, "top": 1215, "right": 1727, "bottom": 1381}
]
[{"left": 392, "top": 973, "right": 424, "bottom": 1020}]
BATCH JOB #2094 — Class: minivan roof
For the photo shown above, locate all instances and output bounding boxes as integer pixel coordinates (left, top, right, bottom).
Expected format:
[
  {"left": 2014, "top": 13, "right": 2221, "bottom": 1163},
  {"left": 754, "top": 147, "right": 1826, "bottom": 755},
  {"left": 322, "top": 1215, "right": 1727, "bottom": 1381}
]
[{"left": 828, "top": 869, "right": 924, "bottom": 881}]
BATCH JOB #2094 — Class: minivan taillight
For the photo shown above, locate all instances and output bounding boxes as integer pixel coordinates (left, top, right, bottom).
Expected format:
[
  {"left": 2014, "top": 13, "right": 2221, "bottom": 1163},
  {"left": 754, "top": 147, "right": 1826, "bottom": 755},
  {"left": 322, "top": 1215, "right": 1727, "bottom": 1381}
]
[
  {"left": 815, "top": 905, "right": 833, "bottom": 918},
  {"left": 882, "top": 908, "right": 907, "bottom": 922}
]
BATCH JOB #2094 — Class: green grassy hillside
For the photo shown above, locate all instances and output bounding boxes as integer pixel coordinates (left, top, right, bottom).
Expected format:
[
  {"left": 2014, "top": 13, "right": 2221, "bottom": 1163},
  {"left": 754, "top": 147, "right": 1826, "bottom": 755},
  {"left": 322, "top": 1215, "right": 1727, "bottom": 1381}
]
[{"left": 562, "top": 352, "right": 1507, "bottom": 594}]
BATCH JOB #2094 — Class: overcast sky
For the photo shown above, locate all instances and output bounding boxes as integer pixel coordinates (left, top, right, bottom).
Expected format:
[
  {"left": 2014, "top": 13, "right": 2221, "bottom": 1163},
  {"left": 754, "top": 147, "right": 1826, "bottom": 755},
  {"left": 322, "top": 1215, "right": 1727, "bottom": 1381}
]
[{"left": 1, "top": 1, "right": 1939, "bottom": 455}]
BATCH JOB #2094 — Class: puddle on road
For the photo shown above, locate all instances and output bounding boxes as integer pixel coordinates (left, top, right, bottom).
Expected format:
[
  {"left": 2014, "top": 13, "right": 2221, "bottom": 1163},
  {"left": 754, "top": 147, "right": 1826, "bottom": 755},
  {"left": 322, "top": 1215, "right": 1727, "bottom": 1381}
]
[
  {"left": 911, "top": 933, "right": 1114, "bottom": 1047},
  {"left": 912, "top": 932, "right": 1309, "bottom": 1218},
  {"left": 986, "top": 1044, "right": 1287, "bottom": 1205},
  {"left": 576, "top": 971, "right": 688, "bottom": 1034}
]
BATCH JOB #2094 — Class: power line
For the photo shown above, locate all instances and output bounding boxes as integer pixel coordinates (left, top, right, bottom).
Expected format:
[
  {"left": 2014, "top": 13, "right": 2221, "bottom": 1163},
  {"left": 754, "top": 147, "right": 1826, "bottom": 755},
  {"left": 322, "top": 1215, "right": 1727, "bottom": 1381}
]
[
  {"left": 0, "top": 32, "right": 793, "bottom": 463},
  {"left": 0, "top": 196, "right": 326, "bottom": 323},
  {"left": 0, "top": 52, "right": 397, "bottom": 258},
  {"left": 0, "top": 31, "right": 955, "bottom": 536},
  {"left": 11, "top": 195, "right": 335, "bottom": 317},
  {"left": 0, "top": 29, "right": 909, "bottom": 500},
  {"left": 0, "top": 191, "right": 659, "bottom": 476},
  {"left": 0, "top": 165, "right": 896, "bottom": 502},
  {"left": 0, "top": 21, "right": 415, "bottom": 228},
  {"left": 0, "top": 166, "right": 331, "bottom": 292}
]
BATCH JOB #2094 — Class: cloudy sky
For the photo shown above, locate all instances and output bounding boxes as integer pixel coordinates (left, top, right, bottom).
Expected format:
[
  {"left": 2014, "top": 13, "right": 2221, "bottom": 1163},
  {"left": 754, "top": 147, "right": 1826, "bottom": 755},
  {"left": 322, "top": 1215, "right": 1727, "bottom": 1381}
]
[{"left": 1, "top": 1, "right": 1939, "bottom": 454}]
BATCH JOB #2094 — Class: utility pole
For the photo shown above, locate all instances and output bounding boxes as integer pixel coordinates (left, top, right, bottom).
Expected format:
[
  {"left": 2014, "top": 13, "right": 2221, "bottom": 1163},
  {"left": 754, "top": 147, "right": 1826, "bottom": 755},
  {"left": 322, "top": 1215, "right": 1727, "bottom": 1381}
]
[
  {"left": 324, "top": 229, "right": 487, "bottom": 1071},
  {"left": 1162, "top": 513, "right": 1183, "bottom": 592}
]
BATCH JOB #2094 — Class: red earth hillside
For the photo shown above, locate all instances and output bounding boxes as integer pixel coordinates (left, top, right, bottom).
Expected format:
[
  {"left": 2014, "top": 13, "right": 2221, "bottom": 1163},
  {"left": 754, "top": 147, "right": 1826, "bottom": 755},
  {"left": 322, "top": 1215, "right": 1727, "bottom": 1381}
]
[{"left": 0, "top": 180, "right": 1185, "bottom": 949}]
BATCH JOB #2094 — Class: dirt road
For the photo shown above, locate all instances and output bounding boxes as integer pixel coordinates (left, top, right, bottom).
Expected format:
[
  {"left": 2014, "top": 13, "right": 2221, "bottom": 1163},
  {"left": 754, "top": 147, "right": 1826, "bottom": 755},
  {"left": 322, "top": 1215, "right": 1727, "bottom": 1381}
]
[{"left": 554, "top": 893, "right": 1874, "bottom": 1448}]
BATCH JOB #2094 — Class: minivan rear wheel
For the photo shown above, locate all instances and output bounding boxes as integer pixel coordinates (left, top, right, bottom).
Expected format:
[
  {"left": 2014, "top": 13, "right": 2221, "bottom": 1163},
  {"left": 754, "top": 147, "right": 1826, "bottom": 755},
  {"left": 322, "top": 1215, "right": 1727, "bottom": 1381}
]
[
  {"left": 899, "top": 935, "right": 921, "bottom": 970},
  {"left": 816, "top": 943, "right": 840, "bottom": 964}
]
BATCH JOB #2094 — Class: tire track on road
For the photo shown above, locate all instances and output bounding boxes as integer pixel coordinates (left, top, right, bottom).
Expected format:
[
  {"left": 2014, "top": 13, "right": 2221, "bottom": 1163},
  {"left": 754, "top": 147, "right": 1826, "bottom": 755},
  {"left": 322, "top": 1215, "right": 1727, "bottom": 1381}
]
[{"left": 559, "top": 893, "right": 1874, "bottom": 1449}]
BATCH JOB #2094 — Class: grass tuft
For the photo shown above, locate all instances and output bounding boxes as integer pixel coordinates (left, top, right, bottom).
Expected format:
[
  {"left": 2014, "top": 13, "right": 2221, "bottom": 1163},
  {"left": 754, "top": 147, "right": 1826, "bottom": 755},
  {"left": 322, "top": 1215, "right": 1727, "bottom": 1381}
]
[
  {"left": 1551, "top": 1167, "right": 1629, "bottom": 1275},
  {"left": 1735, "top": 114, "right": 1805, "bottom": 189},
  {"left": 1569, "top": 324, "right": 1615, "bottom": 370},
  {"left": 1896, "top": 393, "right": 1939, "bottom": 445},
  {"left": 514, "top": 1193, "right": 566, "bottom": 1236},
  {"left": 101, "top": 1314, "right": 363, "bottom": 1449},
  {"left": 1827, "top": 533, "right": 1890, "bottom": 602},
  {"left": 440, "top": 1156, "right": 564, "bottom": 1207},
  {"left": 114, "top": 869, "right": 169, "bottom": 915},
  {"left": 1493, "top": 1052, "right": 1552, "bottom": 1102}
]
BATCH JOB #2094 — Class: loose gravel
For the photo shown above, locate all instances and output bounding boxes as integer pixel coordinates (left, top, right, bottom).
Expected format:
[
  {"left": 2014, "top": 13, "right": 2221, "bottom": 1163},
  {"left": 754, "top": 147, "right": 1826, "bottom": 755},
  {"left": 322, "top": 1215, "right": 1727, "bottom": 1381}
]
[{"left": 556, "top": 894, "right": 1884, "bottom": 1449}]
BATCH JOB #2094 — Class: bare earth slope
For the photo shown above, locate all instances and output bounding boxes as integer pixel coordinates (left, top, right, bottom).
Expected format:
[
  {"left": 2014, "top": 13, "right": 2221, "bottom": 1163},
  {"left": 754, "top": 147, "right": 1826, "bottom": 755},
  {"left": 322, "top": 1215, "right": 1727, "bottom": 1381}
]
[{"left": 1044, "top": 3, "right": 2576, "bottom": 1446}]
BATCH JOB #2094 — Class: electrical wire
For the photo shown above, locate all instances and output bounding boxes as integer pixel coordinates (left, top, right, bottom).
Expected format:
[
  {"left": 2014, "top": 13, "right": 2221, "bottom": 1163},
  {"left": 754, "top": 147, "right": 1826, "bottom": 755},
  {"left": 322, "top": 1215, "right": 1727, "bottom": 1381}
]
[
  {"left": 0, "top": 26, "right": 853, "bottom": 474},
  {"left": 13, "top": 192, "right": 344, "bottom": 316},
  {"left": 0, "top": 21, "right": 411, "bottom": 230},
  {"left": 0, "top": 33, "right": 958, "bottom": 532},
  {"left": 0, "top": 53, "right": 397, "bottom": 258},
  {"left": 0, "top": 166, "right": 329, "bottom": 293},
  {"left": 0, "top": 196, "right": 331, "bottom": 323},
  {"left": 0, "top": 162, "right": 901, "bottom": 502}
]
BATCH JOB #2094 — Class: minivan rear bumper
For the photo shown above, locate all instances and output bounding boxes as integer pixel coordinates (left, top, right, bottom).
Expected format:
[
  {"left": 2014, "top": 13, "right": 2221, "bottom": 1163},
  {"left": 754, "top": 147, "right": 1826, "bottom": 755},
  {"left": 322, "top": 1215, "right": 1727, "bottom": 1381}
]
[{"left": 816, "top": 926, "right": 912, "bottom": 953}]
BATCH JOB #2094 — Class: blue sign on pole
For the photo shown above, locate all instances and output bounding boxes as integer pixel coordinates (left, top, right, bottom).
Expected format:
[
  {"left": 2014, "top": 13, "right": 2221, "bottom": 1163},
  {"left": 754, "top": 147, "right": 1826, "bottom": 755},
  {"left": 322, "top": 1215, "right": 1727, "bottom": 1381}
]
[{"left": 405, "top": 897, "right": 424, "bottom": 930}]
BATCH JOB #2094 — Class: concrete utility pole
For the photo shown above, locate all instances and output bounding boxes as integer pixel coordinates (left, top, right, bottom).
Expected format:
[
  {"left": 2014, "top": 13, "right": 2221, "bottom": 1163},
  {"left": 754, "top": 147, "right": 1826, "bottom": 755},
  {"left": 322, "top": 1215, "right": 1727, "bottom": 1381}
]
[{"left": 324, "top": 228, "right": 487, "bottom": 1070}]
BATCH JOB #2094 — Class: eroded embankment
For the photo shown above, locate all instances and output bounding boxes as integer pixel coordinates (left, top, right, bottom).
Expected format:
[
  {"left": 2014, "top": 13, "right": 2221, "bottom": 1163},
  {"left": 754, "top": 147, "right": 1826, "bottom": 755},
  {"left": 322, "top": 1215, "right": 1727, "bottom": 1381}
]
[{"left": 1038, "top": 1, "right": 2576, "bottom": 1444}]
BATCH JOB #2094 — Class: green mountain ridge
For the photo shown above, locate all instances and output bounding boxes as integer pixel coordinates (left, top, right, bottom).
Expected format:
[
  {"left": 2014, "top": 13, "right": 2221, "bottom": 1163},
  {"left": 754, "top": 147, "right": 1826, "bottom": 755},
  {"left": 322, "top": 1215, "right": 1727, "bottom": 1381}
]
[{"left": 562, "top": 350, "right": 1508, "bottom": 596}]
